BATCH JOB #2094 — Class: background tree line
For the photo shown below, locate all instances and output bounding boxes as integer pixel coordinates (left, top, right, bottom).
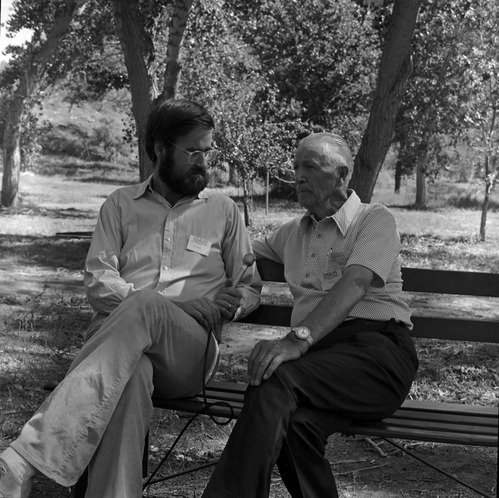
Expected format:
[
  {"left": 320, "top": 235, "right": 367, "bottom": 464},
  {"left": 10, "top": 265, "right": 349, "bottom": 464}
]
[{"left": 0, "top": 0, "right": 497, "bottom": 238}]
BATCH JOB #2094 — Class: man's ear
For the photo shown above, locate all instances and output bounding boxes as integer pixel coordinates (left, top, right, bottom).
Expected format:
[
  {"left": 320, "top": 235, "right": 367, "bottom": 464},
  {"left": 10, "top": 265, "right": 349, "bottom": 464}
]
[
  {"left": 154, "top": 141, "right": 166, "bottom": 162},
  {"left": 338, "top": 165, "right": 349, "bottom": 183}
]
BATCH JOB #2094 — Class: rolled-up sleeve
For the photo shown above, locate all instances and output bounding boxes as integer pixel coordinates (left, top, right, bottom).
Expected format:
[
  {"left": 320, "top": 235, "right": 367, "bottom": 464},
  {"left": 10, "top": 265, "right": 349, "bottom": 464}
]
[{"left": 221, "top": 201, "right": 261, "bottom": 319}]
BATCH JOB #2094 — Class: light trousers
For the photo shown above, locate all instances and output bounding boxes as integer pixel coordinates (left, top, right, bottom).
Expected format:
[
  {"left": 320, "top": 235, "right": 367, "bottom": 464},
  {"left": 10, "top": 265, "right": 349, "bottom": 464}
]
[{"left": 11, "top": 289, "right": 218, "bottom": 498}]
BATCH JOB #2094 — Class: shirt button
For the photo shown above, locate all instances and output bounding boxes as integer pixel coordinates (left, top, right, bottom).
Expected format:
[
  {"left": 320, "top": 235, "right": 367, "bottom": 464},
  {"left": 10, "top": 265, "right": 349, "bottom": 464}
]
[
  {"left": 163, "top": 266, "right": 168, "bottom": 270},
  {"left": 305, "top": 273, "right": 310, "bottom": 278},
  {"left": 311, "top": 253, "right": 316, "bottom": 258},
  {"left": 317, "top": 233, "right": 322, "bottom": 238}
]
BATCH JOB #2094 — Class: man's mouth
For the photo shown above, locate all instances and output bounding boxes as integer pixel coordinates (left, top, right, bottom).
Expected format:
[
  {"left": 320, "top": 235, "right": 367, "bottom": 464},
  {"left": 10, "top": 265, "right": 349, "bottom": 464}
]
[{"left": 188, "top": 168, "right": 207, "bottom": 179}]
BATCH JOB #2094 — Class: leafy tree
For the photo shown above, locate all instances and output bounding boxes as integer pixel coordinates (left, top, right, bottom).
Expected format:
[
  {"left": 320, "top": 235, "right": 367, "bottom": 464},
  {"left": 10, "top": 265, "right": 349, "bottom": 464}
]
[
  {"left": 230, "top": 0, "right": 381, "bottom": 139},
  {"left": 390, "top": 0, "right": 497, "bottom": 239},
  {"left": 392, "top": 0, "right": 477, "bottom": 207},
  {"left": 110, "top": 0, "right": 195, "bottom": 180},
  {"left": 349, "top": 0, "right": 422, "bottom": 201},
  {"left": 230, "top": 0, "right": 422, "bottom": 202},
  {"left": 0, "top": 0, "right": 127, "bottom": 207},
  {"left": 464, "top": 1, "right": 499, "bottom": 241},
  {"left": 178, "top": 1, "right": 306, "bottom": 224},
  {"left": 1, "top": 0, "right": 197, "bottom": 204},
  {"left": 1, "top": 0, "right": 85, "bottom": 208}
]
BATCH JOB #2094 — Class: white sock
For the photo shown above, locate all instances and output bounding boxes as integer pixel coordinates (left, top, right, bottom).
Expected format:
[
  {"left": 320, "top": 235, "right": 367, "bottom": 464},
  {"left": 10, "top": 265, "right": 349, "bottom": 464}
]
[{"left": 0, "top": 447, "right": 36, "bottom": 484}]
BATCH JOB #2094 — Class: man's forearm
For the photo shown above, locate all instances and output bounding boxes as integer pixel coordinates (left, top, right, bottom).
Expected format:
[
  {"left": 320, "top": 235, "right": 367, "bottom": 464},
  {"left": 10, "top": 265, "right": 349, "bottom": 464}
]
[{"left": 296, "top": 265, "right": 373, "bottom": 344}]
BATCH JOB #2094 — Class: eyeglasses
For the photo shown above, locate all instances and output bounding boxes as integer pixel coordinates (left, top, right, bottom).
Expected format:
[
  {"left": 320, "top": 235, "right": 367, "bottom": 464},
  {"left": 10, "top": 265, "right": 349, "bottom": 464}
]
[{"left": 169, "top": 142, "right": 220, "bottom": 165}]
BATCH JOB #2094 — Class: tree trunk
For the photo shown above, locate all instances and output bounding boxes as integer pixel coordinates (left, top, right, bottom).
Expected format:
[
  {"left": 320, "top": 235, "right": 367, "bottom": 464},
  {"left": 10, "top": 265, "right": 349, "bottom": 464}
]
[
  {"left": 394, "top": 160, "right": 402, "bottom": 194},
  {"left": 1, "top": 0, "right": 82, "bottom": 208},
  {"left": 241, "top": 172, "right": 252, "bottom": 227},
  {"left": 415, "top": 156, "right": 427, "bottom": 208},
  {"left": 163, "top": 0, "right": 194, "bottom": 99},
  {"left": 111, "top": 0, "right": 156, "bottom": 181},
  {"left": 2, "top": 95, "right": 23, "bottom": 207},
  {"left": 479, "top": 181, "right": 490, "bottom": 242},
  {"left": 112, "top": 0, "right": 194, "bottom": 180},
  {"left": 479, "top": 154, "right": 492, "bottom": 242},
  {"left": 349, "top": 0, "right": 421, "bottom": 202}
]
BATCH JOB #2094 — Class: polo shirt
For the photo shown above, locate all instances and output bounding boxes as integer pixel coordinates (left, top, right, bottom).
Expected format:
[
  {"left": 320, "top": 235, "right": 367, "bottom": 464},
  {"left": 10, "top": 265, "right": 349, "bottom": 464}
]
[{"left": 252, "top": 190, "right": 412, "bottom": 328}]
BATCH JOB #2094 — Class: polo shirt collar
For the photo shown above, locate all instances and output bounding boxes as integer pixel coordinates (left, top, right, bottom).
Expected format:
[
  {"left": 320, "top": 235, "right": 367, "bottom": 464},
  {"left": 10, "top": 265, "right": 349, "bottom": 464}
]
[{"left": 300, "top": 189, "right": 361, "bottom": 237}]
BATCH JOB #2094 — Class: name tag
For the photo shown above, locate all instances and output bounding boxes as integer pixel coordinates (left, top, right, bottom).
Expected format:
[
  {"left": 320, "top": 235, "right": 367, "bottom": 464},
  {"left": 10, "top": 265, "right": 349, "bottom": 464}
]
[{"left": 186, "top": 235, "right": 211, "bottom": 256}]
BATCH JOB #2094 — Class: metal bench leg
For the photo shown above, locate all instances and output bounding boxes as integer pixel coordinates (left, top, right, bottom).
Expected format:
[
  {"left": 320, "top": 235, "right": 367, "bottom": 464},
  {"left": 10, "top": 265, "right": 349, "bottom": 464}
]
[{"left": 382, "top": 438, "right": 495, "bottom": 498}]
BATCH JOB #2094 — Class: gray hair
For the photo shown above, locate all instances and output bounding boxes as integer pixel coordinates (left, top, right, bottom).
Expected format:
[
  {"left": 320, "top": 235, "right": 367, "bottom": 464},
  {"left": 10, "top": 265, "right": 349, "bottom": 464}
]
[{"left": 301, "top": 132, "right": 354, "bottom": 175}]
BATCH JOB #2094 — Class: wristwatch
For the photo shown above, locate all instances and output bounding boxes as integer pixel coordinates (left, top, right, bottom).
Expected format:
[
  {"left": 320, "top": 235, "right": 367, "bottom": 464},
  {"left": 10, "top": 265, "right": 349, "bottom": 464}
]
[{"left": 291, "top": 326, "right": 313, "bottom": 345}]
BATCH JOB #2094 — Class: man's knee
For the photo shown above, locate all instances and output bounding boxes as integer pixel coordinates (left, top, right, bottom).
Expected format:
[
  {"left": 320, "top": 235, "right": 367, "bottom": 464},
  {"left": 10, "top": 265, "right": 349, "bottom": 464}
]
[
  {"left": 245, "top": 366, "right": 298, "bottom": 410},
  {"left": 122, "top": 289, "right": 179, "bottom": 319},
  {"left": 124, "top": 288, "right": 162, "bottom": 308}
]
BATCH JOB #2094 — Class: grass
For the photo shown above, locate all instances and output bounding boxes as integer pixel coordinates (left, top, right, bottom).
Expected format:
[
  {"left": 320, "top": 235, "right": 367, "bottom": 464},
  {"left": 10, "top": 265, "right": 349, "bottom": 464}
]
[{"left": 1, "top": 205, "right": 498, "bottom": 496}]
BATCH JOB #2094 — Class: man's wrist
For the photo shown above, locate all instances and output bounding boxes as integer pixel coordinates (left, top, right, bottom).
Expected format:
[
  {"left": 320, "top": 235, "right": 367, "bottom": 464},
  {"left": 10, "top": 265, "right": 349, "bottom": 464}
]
[{"left": 284, "top": 329, "right": 311, "bottom": 355}]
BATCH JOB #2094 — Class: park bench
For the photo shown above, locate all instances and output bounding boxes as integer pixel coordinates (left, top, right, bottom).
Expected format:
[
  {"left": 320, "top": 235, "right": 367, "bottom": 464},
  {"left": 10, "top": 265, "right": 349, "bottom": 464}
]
[
  {"left": 59, "top": 257, "right": 498, "bottom": 497},
  {"left": 140, "top": 259, "right": 499, "bottom": 498}
]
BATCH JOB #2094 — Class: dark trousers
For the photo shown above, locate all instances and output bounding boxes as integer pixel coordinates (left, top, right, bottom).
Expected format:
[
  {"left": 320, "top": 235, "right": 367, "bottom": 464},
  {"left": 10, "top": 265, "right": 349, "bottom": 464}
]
[{"left": 202, "top": 319, "right": 419, "bottom": 498}]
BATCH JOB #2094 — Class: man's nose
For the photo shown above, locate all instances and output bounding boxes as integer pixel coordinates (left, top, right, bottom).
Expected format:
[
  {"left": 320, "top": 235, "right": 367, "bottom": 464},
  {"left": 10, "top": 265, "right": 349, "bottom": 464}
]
[
  {"left": 194, "top": 154, "right": 209, "bottom": 169},
  {"left": 294, "top": 166, "right": 306, "bottom": 182}
]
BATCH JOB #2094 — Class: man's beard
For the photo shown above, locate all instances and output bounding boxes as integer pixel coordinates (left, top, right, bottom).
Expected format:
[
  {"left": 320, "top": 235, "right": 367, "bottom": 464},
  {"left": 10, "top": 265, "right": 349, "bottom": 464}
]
[{"left": 158, "top": 156, "right": 208, "bottom": 196}]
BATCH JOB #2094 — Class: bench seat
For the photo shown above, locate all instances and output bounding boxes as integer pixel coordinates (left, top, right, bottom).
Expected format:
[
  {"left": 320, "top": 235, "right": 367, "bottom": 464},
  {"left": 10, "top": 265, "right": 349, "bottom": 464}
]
[{"left": 152, "top": 381, "right": 498, "bottom": 447}]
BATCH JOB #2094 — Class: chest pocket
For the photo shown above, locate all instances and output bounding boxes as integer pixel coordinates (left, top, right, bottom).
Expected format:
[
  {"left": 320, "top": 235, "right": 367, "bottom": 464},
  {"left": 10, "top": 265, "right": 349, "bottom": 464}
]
[{"left": 320, "top": 252, "right": 349, "bottom": 291}]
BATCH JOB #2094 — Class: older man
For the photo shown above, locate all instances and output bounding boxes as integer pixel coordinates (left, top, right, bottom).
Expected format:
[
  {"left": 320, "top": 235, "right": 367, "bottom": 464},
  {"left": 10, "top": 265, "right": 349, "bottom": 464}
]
[
  {"left": 0, "top": 98, "right": 261, "bottom": 498},
  {"left": 202, "top": 132, "right": 419, "bottom": 498}
]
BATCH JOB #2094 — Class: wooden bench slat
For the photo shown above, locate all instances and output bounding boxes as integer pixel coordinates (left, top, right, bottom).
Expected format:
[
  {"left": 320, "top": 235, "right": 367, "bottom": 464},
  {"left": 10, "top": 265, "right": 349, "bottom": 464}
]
[
  {"left": 376, "top": 415, "right": 497, "bottom": 435},
  {"left": 255, "top": 260, "right": 499, "bottom": 298},
  {"left": 401, "top": 399, "right": 498, "bottom": 416},
  {"left": 344, "top": 424, "right": 497, "bottom": 446},
  {"left": 240, "top": 305, "right": 499, "bottom": 343},
  {"left": 151, "top": 382, "right": 498, "bottom": 449},
  {"left": 410, "top": 316, "right": 499, "bottom": 342},
  {"left": 401, "top": 267, "right": 499, "bottom": 297},
  {"left": 389, "top": 411, "right": 498, "bottom": 428}
]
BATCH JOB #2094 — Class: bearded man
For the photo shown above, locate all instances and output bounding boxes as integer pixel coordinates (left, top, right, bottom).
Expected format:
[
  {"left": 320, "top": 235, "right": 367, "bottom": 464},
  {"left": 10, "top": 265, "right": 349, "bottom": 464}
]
[{"left": 0, "top": 98, "right": 261, "bottom": 498}]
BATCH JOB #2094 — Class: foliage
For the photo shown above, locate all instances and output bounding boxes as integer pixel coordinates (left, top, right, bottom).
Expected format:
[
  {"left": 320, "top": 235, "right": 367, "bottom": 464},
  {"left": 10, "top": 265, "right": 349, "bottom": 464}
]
[
  {"left": 230, "top": 0, "right": 381, "bottom": 140},
  {"left": 464, "top": 2, "right": 499, "bottom": 186},
  {"left": 0, "top": 0, "right": 127, "bottom": 176},
  {"left": 4, "top": 0, "right": 127, "bottom": 102},
  {"left": 177, "top": 0, "right": 383, "bottom": 208},
  {"left": 178, "top": 2, "right": 306, "bottom": 217},
  {"left": 393, "top": 0, "right": 498, "bottom": 188}
]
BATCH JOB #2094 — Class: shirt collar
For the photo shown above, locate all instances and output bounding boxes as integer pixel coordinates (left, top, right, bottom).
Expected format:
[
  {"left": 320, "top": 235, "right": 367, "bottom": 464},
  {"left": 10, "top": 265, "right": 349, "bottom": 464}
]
[
  {"left": 133, "top": 175, "right": 154, "bottom": 199},
  {"left": 299, "top": 189, "right": 361, "bottom": 237},
  {"left": 132, "top": 175, "right": 212, "bottom": 202}
]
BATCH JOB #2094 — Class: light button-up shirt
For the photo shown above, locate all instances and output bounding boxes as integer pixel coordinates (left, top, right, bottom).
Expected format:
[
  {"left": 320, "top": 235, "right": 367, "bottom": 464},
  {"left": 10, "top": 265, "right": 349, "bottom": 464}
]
[{"left": 84, "top": 177, "right": 261, "bottom": 322}]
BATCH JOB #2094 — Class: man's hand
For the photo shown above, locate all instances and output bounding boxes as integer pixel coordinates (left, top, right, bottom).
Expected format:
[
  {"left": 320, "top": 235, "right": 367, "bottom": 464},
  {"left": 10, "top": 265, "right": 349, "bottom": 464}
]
[
  {"left": 247, "top": 338, "right": 303, "bottom": 387},
  {"left": 175, "top": 298, "right": 223, "bottom": 331},
  {"left": 215, "top": 279, "right": 243, "bottom": 320}
]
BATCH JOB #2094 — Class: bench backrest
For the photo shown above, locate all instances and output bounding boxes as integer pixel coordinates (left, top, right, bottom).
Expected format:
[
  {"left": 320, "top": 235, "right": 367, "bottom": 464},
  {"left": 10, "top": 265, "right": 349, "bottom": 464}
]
[{"left": 239, "top": 259, "right": 499, "bottom": 344}]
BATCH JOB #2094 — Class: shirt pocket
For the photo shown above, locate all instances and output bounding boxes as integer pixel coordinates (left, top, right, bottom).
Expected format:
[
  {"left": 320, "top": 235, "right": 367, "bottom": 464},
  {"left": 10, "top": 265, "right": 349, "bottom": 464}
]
[{"left": 320, "top": 252, "right": 349, "bottom": 291}]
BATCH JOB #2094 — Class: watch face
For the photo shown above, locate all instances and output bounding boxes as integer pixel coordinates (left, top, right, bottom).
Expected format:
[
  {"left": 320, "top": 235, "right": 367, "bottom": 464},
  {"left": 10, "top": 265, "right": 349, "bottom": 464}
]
[{"left": 295, "top": 327, "right": 310, "bottom": 340}]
